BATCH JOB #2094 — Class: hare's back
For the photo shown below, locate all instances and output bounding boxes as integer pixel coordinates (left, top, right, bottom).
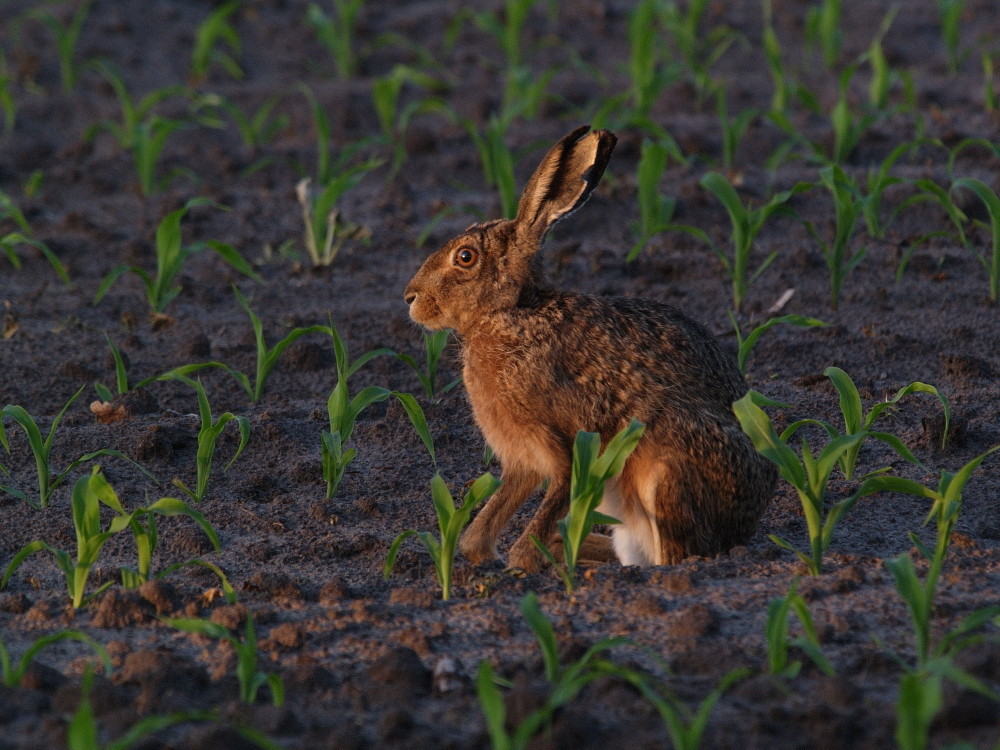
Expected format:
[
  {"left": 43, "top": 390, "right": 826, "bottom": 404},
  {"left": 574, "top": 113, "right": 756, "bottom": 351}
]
[{"left": 518, "top": 293, "right": 746, "bottom": 413}]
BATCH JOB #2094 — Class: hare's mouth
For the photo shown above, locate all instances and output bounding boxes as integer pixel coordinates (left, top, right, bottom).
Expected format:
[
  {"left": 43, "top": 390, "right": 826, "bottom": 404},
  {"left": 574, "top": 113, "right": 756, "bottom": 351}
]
[{"left": 408, "top": 297, "right": 445, "bottom": 329}]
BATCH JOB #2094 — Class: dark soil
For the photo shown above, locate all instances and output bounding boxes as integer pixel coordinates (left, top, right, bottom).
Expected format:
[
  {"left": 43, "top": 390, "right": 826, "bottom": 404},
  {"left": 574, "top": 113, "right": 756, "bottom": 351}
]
[{"left": 2, "top": 1, "right": 1000, "bottom": 748}]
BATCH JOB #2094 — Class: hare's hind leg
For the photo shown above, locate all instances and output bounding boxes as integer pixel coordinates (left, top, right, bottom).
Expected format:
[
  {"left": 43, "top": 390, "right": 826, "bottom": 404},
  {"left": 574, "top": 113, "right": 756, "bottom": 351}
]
[
  {"left": 460, "top": 466, "right": 540, "bottom": 564},
  {"left": 508, "top": 474, "right": 570, "bottom": 573}
]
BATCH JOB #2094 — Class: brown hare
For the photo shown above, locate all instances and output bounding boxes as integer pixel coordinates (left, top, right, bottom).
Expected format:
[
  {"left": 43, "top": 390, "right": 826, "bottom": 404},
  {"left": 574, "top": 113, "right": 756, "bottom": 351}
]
[{"left": 403, "top": 125, "right": 776, "bottom": 572}]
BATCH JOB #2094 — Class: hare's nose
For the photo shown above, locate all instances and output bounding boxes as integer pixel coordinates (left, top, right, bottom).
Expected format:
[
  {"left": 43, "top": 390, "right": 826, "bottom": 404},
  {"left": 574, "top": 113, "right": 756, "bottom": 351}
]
[{"left": 404, "top": 291, "right": 417, "bottom": 305}]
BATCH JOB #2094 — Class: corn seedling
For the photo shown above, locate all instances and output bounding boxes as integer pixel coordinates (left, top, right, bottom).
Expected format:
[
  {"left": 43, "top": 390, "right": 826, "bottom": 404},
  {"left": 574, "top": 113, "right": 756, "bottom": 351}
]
[
  {"left": 1, "top": 387, "right": 152, "bottom": 508},
  {"left": 733, "top": 391, "right": 866, "bottom": 575},
  {"left": 29, "top": 0, "right": 93, "bottom": 92},
  {"left": 69, "top": 666, "right": 214, "bottom": 750},
  {"left": 627, "top": 138, "right": 678, "bottom": 261},
  {"left": 92, "top": 333, "right": 129, "bottom": 401},
  {"left": 781, "top": 366, "right": 949, "bottom": 482},
  {"left": 716, "top": 87, "right": 756, "bottom": 171},
  {"left": 164, "top": 612, "right": 284, "bottom": 706},
  {"left": 729, "top": 313, "right": 827, "bottom": 374},
  {"left": 807, "top": 164, "right": 866, "bottom": 310},
  {"left": 296, "top": 175, "right": 375, "bottom": 266},
  {"left": 864, "top": 9, "right": 899, "bottom": 112},
  {"left": 766, "top": 578, "right": 835, "bottom": 678},
  {"left": 2, "top": 467, "right": 214, "bottom": 608},
  {"left": 395, "top": 329, "right": 461, "bottom": 401},
  {"left": 168, "top": 375, "right": 250, "bottom": 503},
  {"left": 828, "top": 65, "right": 879, "bottom": 164},
  {"left": 937, "top": 0, "right": 967, "bottom": 75},
  {"left": 94, "top": 198, "right": 261, "bottom": 315},
  {"left": 699, "top": 172, "right": 809, "bottom": 311},
  {"left": 659, "top": 0, "right": 737, "bottom": 106},
  {"left": 209, "top": 94, "right": 288, "bottom": 153},
  {"left": 805, "top": 0, "right": 841, "bottom": 69},
  {"left": 761, "top": 0, "right": 791, "bottom": 116},
  {"left": 477, "top": 593, "right": 636, "bottom": 749},
  {"left": 86, "top": 65, "right": 190, "bottom": 195},
  {"left": 1, "top": 631, "right": 110, "bottom": 687},
  {"left": 324, "top": 323, "right": 433, "bottom": 499},
  {"left": 983, "top": 52, "right": 998, "bottom": 112},
  {"left": 233, "top": 286, "right": 331, "bottom": 401},
  {"left": 190, "top": 1, "right": 243, "bottom": 81},
  {"left": 951, "top": 177, "right": 1000, "bottom": 303},
  {"left": 385, "top": 472, "right": 500, "bottom": 600},
  {"left": 307, "top": 0, "right": 365, "bottom": 80},
  {"left": 0, "top": 52, "right": 15, "bottom": 134},
  {"left": 858, "top": 139, "right": 921, "bottom": 240},
  {"left": 856, "top": 446, "right": 1000, "bottom": 750},
  {"left": 0, "top": 189, "right": 70, "bottom": 284},
  {"left": 892, "top": 177, "right": 970, "bottom": 280},
  {"left": 858, "top": 446, "right": 1000, "bottom": 670},
  {"left": 466, "top": 115, "right": 518, "bottom": 219},
  {"left": 371, "top": 64, "right": 449, "bottom": 172},
  {"left": 532, "top": 420, "right": 645, "bottom": 593}
]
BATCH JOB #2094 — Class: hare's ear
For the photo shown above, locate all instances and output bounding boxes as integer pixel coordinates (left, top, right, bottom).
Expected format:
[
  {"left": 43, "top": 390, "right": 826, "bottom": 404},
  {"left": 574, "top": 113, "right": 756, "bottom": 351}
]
[{"left": 514, "top": 125, "right": 617, "bottom": 244}]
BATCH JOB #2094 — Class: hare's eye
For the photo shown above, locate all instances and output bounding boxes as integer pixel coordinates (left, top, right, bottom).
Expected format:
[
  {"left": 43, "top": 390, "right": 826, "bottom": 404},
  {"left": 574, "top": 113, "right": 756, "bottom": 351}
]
[{"left": 455, "top": 247, "right": 478, "bottom": 268}]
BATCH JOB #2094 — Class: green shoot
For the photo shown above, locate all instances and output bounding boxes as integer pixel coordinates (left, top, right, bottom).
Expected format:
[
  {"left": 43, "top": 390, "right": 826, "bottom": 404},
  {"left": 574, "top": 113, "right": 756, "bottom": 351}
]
[
  {"left": 30, "top": 0, "right": 94, "bottom": 92},
  {"left": 68, "top": 666, "right": 213, "bottom": 750},
  {"left": 766, "top": 578, "right": 835, "bottom": 678},
  {"left": 951, "top": 177, "right": 1000, "bottom": 303},
  {"left": 94, "top": 198, "right": 262, "bottom": 315},
  {"left": 324, "top": 323, "right": 433, "bottom": 499},
  {"left": 0, "top": 52, "right": 16, "bottom": 135},
  {"left": 859, "top": 139, "right": 920, "bottom": 240},
  {"left": 232, "top": 286, "right": 331, "bottom": 401},
  {"left": 729, "top": 313, "right": 827, "bottom": 374},
  {"left": 761, "top": 0, "right": 791, "bottom": 115},
  {"left": 466, "top": 115, "right": 518, "bottom": 219},
  {"left": 191, "top": 1, "right": 243, "bottom": 81},
  {"left": 163, "top": 612, "right": 284, "bottom": 706},
  {"left": 857, "top": 446, "right": 1000, "bottom": 669},
  {"left": 93, "top": 333, "right": 130, "bottom": 401},
  {"left": 699, "top": 172, "right": 809, "bottom": 311},
  {"left": 476, "top": 593, "right": 636, "bottom": 748},
  {"left": 168, "top": 375, "right": 250, "bottom": 503},
  {"left": 805, "top": 0, "right": 841, "bottom": 69},
  {"left": 984, "top": 52, "right": 998, "bottom": 112},
  {"left": 86, "top": 64, "right": 189, "bottom": 195},
  {"left": 0, "top": 189, "right": 70, "bottom": 284},
  {"left": 857, "top": 446, "right": 1000, "bottom": 750},
  {"left": 809, "top": 164, "right": 866, "bottom": 310},
  {"left": 307, "top": 0, "right": 365, "bottom": 80},
  {"left": 1, "top": 631, "right": 110, "bottom": 687},
  {"left": 780, "top": 366, "right": 949, "bottom": 481},
  {"left": 206, "top": 93, "right": 288, "bottom": 153},
  {"left": 828, "top": 64, "right": 879, "bottom": 164},
  {"left": 937, "top": 0, "right": 967, "bottom": 75},
  {"left": 532, "top": 420, "right": 645, "bottom": 593},
  {"left": 659, "top": 0, "right": 736, "bottom": 105},
  {"left": 620, "top": 666, "right": 748, "bottom": 750},
  {"left": 371, "top": 64, "right": 449, "bottom": 172},
  {"left": 295, "top": 175, "right": 376, "bottom": 267},
  {"left": 395, "top": 329, "right": 461, "bottom": 401},
  {"left": 627, "top": 139, "right": 677, "bottom": 261},
  {"left": 2, "top": 466, "right": 215, "bottom": 608},
  {"left": 1, "top": 387, "right": 153, "bottom": 508},
  {"left": 385, "top": 472, "right": 500, "bottom": 600},
  {"left": 716, "top": 87, "right": 756, "bottom": 171},
  {"left": 733, "top": 391, "right": 865, "bottom": 575}
]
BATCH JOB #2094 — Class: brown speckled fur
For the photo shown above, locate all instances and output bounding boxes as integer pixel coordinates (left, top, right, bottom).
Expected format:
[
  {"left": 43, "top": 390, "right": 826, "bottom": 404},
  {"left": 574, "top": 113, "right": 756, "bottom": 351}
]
[{"left": 404, "top": 126, "right": 776, "bottom": 572}]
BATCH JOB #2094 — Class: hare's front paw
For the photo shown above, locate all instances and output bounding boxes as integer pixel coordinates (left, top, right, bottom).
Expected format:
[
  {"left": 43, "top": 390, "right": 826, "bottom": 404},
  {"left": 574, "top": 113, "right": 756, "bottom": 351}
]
[
  {"left": 459, "top": 529, "right": 499, "bottom": 565},
  {"left": 507, "top": 539, "right": 545, "bottom": 574}
]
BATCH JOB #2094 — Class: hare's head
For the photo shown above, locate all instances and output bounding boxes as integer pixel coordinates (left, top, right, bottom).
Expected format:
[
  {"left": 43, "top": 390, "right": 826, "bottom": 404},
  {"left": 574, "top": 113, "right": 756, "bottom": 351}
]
[{"left": 404, "top": 125, "right": 617, "bottom": 333}]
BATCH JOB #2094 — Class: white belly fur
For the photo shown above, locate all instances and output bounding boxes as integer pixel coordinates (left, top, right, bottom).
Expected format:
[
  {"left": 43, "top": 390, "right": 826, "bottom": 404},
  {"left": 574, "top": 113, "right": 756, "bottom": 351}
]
[{"left": 598, "top": 477, "right": 659, "bottom": 566}]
